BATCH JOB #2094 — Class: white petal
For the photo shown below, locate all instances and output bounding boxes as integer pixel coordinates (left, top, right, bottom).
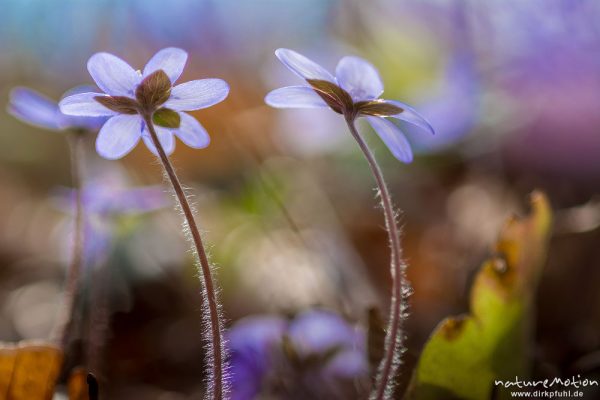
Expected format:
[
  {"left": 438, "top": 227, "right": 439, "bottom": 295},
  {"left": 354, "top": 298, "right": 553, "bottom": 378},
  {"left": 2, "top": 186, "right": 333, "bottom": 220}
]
[
  {"left": 174, "top": 112, "right": 210, "bottom": 148},
  {"left": 265, "top": 86, "right": 328, "bottom": 109},
  {"left": 95, "top": 115, "right": 143, "bottom": 160},
  {"left": 335, "top": 56, "right": 384, "bottom": 101},
  {"left": 59, "top": 93, "right": 117, "bottom": 116},
  {"left": 143, "top": 47, "right": 188, "bottom": 83},
  {"left": 87, "top": 52, "right": 141, "bottom": 97},
  {"left": 366, "top": 117, "right": 413, "bottom": 163},
  {"left": 388, "top": 100, "right": 435, "bottom": 135},
  {"left": 142, "top": 124, "right": 176, "bottom": 156},
  {"left": 164, "top": 79, "right": 229, "bottom": 111},
  {"left": 275, "top": 48, "right": 336, "bottom": 82}
]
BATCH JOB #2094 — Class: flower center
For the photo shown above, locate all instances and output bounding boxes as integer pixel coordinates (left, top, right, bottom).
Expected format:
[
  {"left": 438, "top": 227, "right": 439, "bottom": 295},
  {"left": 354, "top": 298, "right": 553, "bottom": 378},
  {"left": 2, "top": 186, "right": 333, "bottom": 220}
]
[
  {"left": 135, "top": 69, "right": 172, "bottom": 113},
  {"left": 94, "top": 69, "right": 179, "bottom": 127}
]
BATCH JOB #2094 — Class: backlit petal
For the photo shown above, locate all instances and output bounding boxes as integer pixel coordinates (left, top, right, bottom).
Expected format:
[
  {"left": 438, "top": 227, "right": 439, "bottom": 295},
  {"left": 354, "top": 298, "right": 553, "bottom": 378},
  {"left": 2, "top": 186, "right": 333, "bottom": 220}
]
[
  {"left": 59, "top": 92, "right": 118, "bottom": 117},
  {"left": 87, "top": 52, "right": 142, "bottom": 96},
  {"left": 164, "top": 79, "right": 229, "bottom": 111},
  {"left": 143, "top": 47, "right": 188, "bottom": 83},
  {"left": 335, "top": 56, "right": 384, "bottom": 101},
  {"left": 265, "top": 86, "right": 328, "bottom": 108},
  {"left": 96, "top": 115, "right": 142, "bottom": 159},
  {"left": 275, "top": 48, "right": 336, "bottom": 82},
  {"left": 388, "top": 100, "right": 435, "bottom": 135},
  {"left": 367, "top": 116, "right": 413, "bottom": 163},
  {"left": 174, "top": 112, "right": 210, "bottom": 148}
]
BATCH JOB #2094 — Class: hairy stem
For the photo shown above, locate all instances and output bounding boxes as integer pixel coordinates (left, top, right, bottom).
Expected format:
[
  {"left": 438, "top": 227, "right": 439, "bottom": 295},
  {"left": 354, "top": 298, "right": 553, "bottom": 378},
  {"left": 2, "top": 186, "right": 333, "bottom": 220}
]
[
  {"left": 52, "top": 132, "right": 86, "bottom": 349},
  {"left": 142, "top": 114, "right": 226, "bottom": 400},
  {"left": 345, "top": 118, "right": 407, "bottom": 400}
]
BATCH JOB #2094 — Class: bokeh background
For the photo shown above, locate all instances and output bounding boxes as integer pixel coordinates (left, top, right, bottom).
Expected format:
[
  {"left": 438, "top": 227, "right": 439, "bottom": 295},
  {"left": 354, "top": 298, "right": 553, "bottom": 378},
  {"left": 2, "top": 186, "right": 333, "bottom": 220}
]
[{"left": 1, "top": 0, "right": 599, "bottom": 398}]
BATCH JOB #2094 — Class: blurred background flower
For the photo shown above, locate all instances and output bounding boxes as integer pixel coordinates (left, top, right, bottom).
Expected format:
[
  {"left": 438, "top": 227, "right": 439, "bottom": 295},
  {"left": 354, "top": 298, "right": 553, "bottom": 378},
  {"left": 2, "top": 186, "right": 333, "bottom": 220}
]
[
  {"left": 0, "top": 0, "right": 599, "bottom": 398},
  {"left": 228, "top": 309, "right": 368, "bottom": 400},
  {"left": 8, "top": 86, "right": 106, "bottom": 132},
  {"left": 53, "top": 162, "right": 169, "bottom": 270}
]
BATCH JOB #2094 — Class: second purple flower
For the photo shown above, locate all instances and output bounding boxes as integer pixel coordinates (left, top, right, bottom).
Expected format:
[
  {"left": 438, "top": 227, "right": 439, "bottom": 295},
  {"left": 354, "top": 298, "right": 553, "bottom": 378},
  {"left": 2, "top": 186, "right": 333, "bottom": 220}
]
[{"left": 265, "top": 49, "right": 434, "bottom": 163}]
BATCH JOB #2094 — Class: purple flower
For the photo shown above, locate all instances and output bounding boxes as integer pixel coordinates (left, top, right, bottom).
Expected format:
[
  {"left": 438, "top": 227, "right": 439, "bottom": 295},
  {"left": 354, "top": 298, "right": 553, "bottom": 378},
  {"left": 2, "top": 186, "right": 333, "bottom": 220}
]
[
  {"left": 265, "top": 49, "right": 434, "bottom": 163},
  {"left": 228, "top": 310, "right": 368, "bottom": 400},
  {"left": 228, "top": 316, "right": 287, "bottom": 400},
  {"left": 55, "top": 165, "right": 168, "bottom": 267},
  {"left": 8, "top": 86, "right": 106, "bottom": 132},
  {"left": 287, "top": 311, "right": 367, "bottom": 378},
  {"left": 58, "top": 47, "right": 229, "bottom": 160},
  {"left": 56, "top": 166, "right": 168, "bottom": 217}
]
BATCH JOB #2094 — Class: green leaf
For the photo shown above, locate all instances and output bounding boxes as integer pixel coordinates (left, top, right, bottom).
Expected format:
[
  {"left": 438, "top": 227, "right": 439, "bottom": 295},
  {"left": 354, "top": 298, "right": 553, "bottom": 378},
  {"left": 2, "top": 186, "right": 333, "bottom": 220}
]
[
  {"left": 406, "top": 191, "right": 553, "bottom": 400},
  {"left": 152, "top": 108, "right": 180, "bottom": 128}
]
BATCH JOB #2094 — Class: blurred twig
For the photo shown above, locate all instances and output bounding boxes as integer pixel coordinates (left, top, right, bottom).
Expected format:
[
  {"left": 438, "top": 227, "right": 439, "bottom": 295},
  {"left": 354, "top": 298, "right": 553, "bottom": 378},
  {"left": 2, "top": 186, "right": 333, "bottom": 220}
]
[{"left": 51, "top": 131, "right": 86, "bottom": 351}]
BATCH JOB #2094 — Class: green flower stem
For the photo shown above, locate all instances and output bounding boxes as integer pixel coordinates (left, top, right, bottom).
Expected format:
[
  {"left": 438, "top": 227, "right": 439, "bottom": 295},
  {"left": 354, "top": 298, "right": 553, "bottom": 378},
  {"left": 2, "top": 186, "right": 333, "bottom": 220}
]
[
  {"left": 142, "top": 114, "right": 225, "bottom": 400},
  {"left": 345, "top": 117, "right": 407, "bottom": 400},
  {"left": 52, "top": 132, "right": 86, "bottom": 349}
]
